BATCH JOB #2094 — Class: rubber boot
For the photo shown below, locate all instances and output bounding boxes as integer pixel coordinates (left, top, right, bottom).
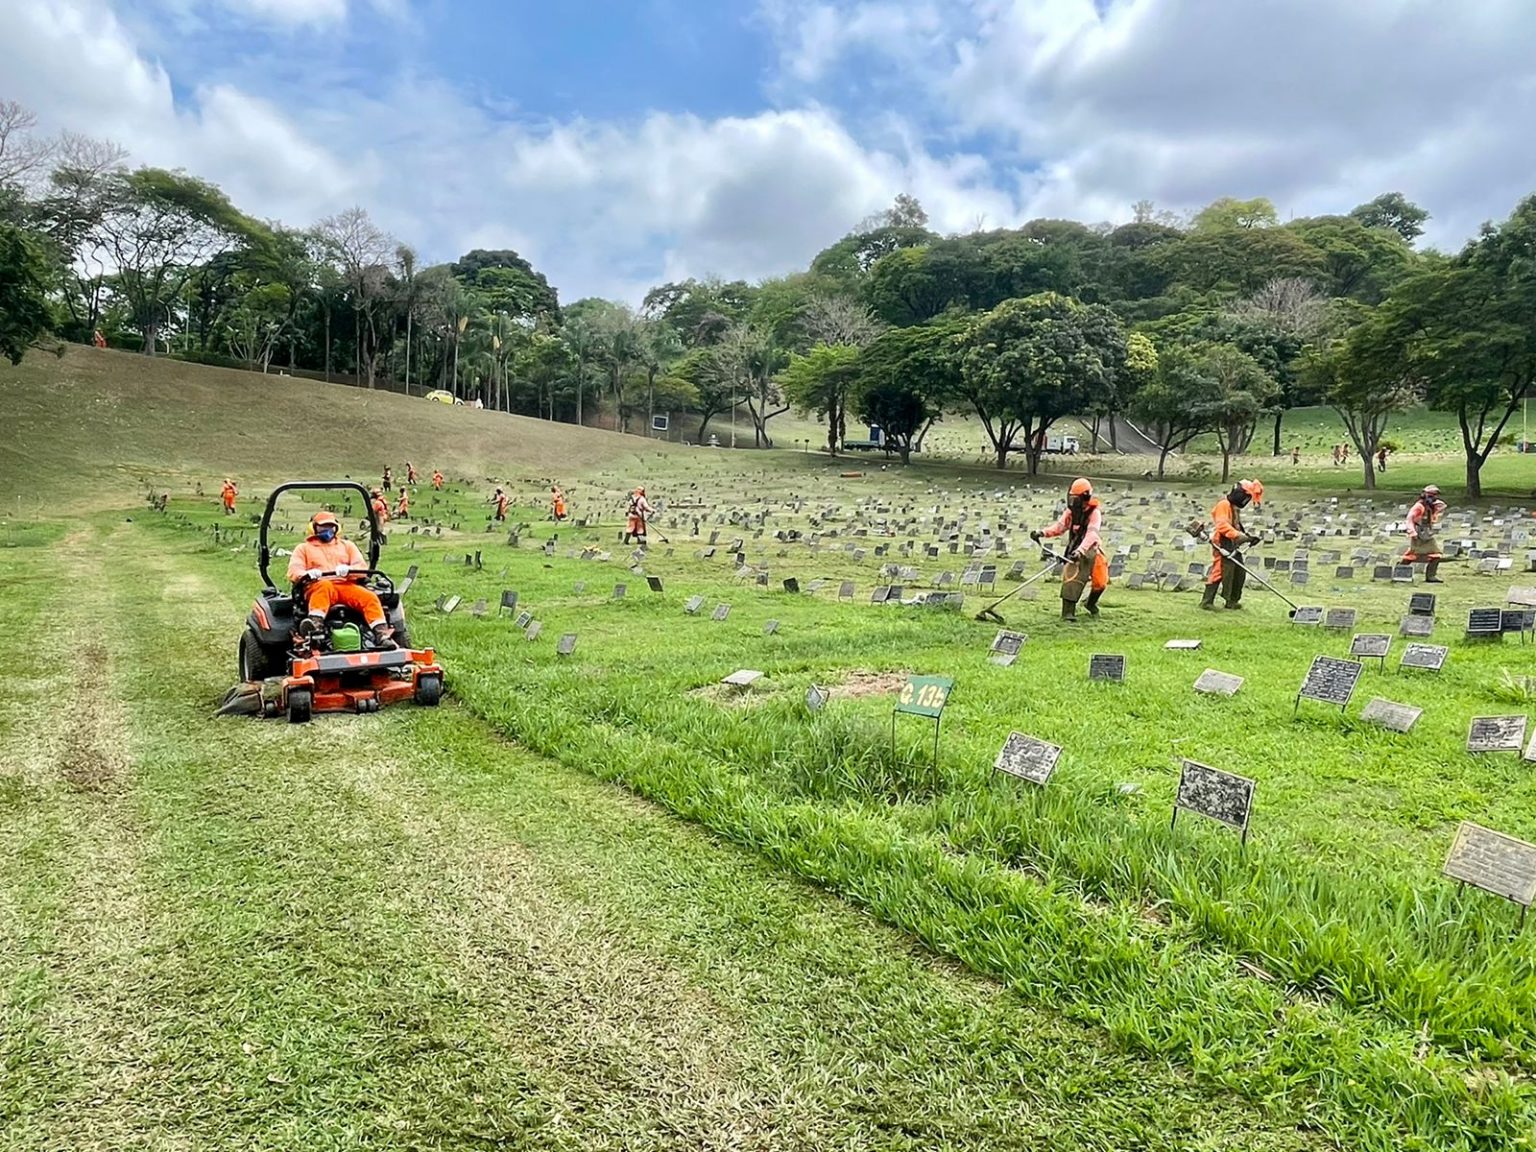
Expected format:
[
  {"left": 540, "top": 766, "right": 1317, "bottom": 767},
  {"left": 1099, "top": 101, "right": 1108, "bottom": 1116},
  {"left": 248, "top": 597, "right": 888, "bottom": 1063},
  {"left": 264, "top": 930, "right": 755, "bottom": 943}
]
[
  {"left": 1424, "top": 560, "right": 1443, "bottom": 584},
  {"left": 1200, "top": 583, "right": 1219, "bottom": 610},
  {"left": 1083, "top": 588, "right": 1103, "bottom": 617},
  {"left": 1061, "top": 599, "right": 1078, "bottom": 624},
  {"left": 371, "top": 624, "right": 398, "bottom": 650},
  {"left": 298, "top": 616, "right": 324, "bottom": 640}
]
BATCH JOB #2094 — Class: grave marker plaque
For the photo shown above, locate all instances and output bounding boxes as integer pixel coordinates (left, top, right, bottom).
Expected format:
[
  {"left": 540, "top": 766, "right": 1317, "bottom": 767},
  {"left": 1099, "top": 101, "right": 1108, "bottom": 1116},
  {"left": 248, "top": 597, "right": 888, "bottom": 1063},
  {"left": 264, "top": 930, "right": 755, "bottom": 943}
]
[
  {"left": 1444, "top": 822, "right": 1536, "bottom": 915},
  {"left": 1165, "top": 639, "right": 1202, "bottom": 650},
  {"left": 870, "top": 586, "right": 891, "bottom": 604},
  {"left": 989, "top": 629, "right": 1026, "bottom": 667},
  {"left": 722, "top": 669, "right": 763, "bottom": 689},
  {"left": 894, "top": 675, "right": 953, "bottom": 719},
  {"left": 763, "top": 619, "right": 780, "bottom": 635},
  {"left": 1194, "top": 669, "right": 1244, "bottom": 696},
  {"left": 1350, "top": 633, "right": 1392, "bottom": 661},
  {"left": 1400, "top": 615, "right": 1434, "bottom": 637},
  {"left": 1172, "top": 759, "right": 1256, "bottom": 842},
  {"left": 498, "top": 590, "right": 519, "bottom": 615},
  {"left": 1468, "top": 716, "right": 1528, "bottom": 754},
  {"left": 1323, "top": 607, "right": 1357, "bottom": 630},
  {"left": 515, "top": 610, "right": 532, "bottom": 629},
  {"left": 556, "top": 633, "right": 577, "bottom": 656},
  {"left": 1400, "top": 642, "right": 1448, "bottom": 673},
  {"left": 805, "top": 684, "right": 828, "bottom": 712},
  {"left": 613, "top": 583, "right": 627, "bottom": 600},
  {"left": 1361, "top": 697, "right": 1422, "bottom": 732},
  {"left": 838, "top": 580, "right": 855, "bottom": 601},
  {"left": 525, "top": 620, "right": 543, "bottom": 641},
  {"left": 1088, "top": 654, "right": 1127, "bottom": 683},
  {"left": 1290, "top": 606, "right": 1324, "bottom": 626},
  {"left": 711, "top": 603, "right": 731, "bottom": 621},
  {"left": 646, "top": 576, "right": 664, "bottom": 593},
  {"left": 1507, "top": 586, "right": 1536, "bottom": 608},
  {"left": 1296, "top": 655, "right": 1363, "bottom": 712},
  {"left": 683, "top": 595, "right": 704, "bottom": 615},
  {"left": 1467, "top": 607, "right": 1504, "bottom": 638},
  {"left": 993, "top": 732, "right": 1062, "bottom": 786},
  {"left": 1392, "top": 565, "right": 1415, "bottom": 582},
  {"left": 783, "top": 577, "right": 800, "bottom": 594},
  {"left": 1502, "top": 608, "right": 1535, "bottom": 637},
  {"left": 440, "top": 595, "right": 461, "bottom": 615}
]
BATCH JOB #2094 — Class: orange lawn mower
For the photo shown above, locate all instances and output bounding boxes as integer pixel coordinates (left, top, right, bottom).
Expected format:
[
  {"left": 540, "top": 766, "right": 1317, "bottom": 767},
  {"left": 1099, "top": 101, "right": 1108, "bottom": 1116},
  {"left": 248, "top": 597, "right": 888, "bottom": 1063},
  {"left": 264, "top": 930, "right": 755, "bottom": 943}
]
[{"left": 217, "top": 480, "right": 443, "bottom": 723}]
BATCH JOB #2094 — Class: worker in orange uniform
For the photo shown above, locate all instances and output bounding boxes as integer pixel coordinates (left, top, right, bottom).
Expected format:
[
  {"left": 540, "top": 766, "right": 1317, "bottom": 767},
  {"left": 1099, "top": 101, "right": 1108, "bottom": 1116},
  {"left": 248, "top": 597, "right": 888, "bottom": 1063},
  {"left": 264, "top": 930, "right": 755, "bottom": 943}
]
[
  {"left": 221, "top": 477, "right": 238, "bottom": 516},
  {"left": 551, "top": 485, "right": 567, "bottom": 522},
  {"left": 625, "top": 486, "right": 653, "bottom": 545},
  {"left": 432, "top": 469, "right": 444, "bottom": 491},
  {"left": 489, "top": 486, "right": 509, "bottom": 522},
  {"left": 406, "top": 461, "right": 418, "bottom": 485},
  {"left": 286, "top": 510, "right": 396, "bottom": 648},
  {"left": 1404, "top": 484, "right": 1447, "bottom": 583},
  {"left": 1201, "top": 479, "right": 1264, "bottom": 610},
  {"left": 370, "top": 487, "right": 391, "bottom": 525},
  {"left": 1032, "top": 477, "right": 1109, "bottom": 622},
  {"left": 394, "top": 489, "right": 410, "bottom": 519}
]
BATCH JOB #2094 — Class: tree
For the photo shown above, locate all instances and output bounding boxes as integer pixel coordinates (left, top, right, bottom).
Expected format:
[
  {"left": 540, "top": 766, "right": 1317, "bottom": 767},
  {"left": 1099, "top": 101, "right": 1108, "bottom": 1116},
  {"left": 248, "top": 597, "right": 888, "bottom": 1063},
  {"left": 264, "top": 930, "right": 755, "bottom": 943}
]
[
  {"left": 313, "top": 207, "right": 395, "bottom": 387},
  {"left": 513, "top": 332, "right": 576, "bottom": 420},
  {"left": 958, "top": 293, "right": 1128, "bottom": 473},
  {"left": 1226, "top": 276, "right": 1331, "bottom": 454},
  {"left": 779, "top": 343, "right": 863, "bottom": 454},
  {"left": 854, "top": 320, "right": 963, "bottom": 462},
  {"left": 1305, "top": 314, "right": 1419, "bottom": 491},
  {"left": 641, "top": 277, "right": 755, "bottom": 346},
  {"left": 1094, "top": 330, "right": 1158, "bottom": 451},
  {"left": 1350, "top": 192, "right": 1429, "bottom": 243},
  {"left": 0, "top": 101, "right": 53, "bottom": 191},
  {"left": 713, "top": 324, "right": 788, "bottom": 447},
  {"left": 856, "top": 379, "right": 936, "bottom": 464},
  {"left": 449, "top": 248, "right": 560, "bottom": 324},
  {"left": 1128, "top": 343, "right": 1221, "bottom": 478},
  {"left": 669, "top": 346, "right": 734, "bottom": 441},
  {"left": 1198, "top": 344, "right": 1278, "bottom": 482},
  {"left": 1284, "top": 215, "right": 1413, "bottom": 301},
  {"left": 0, "top": 222, "right": 52, "bottom": 363},
  {"left": 638, "top": 319, "right": 683, "bottom": 434},
  {"left": 1376, "top": 197, "right": 1536, "bottom": 497},
  {"left": 1191, "top": 196, "right": 1279, "bottom": 232},
  {"left": 225, "top": 282, "right": 291, "bottom": 372}
]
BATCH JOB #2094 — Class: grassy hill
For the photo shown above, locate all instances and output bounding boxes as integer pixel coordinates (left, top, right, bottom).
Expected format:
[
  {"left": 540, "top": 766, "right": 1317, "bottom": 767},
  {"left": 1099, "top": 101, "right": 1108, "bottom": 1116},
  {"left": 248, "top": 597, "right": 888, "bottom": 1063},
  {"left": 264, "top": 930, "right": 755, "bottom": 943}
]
[{"left": 0, "top": 346, "right": 681, "bottom": 507}]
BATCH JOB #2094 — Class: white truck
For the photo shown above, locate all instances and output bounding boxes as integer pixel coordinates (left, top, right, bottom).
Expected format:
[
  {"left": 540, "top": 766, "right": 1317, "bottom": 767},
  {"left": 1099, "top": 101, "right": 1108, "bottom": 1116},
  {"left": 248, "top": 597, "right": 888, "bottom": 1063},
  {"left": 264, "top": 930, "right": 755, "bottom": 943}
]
[{"left": 1037, "top": 432, "right": 1080, "bottom": 455}]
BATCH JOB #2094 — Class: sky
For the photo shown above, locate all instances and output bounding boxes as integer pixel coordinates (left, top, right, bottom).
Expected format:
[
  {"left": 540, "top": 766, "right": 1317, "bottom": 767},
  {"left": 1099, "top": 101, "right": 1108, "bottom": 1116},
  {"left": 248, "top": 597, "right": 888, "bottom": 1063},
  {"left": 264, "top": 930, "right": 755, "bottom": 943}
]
[{"left": 5, "top": 0, "right": 1536, "bottom": 303}]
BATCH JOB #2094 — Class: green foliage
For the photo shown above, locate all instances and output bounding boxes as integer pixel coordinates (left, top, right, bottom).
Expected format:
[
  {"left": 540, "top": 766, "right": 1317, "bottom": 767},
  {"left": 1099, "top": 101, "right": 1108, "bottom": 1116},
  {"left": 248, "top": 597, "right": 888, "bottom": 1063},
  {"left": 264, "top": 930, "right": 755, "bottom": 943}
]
[
  {"left": 1190, "top": 196, "right": 1280, "bottom": 232},
  {"left": 1350, "top": 192, "right": 1430, "bottom": 243},
  {"left": 0, "top": 221, "right": 52, "bottom": 363},
  {"left": 778, "top": 343, "right": 863, "bottom": 453},
  {"left": 449, "top": 248, "right": 560, "bottom": 323}
]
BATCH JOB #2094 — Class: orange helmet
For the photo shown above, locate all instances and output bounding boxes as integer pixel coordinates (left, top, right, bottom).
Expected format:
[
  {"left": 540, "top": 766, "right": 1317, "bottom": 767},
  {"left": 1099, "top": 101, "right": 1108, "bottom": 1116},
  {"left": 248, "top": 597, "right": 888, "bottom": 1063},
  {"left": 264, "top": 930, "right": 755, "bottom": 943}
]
[
  {"left": 1069, "top": 478, "right": 1093, "bottom": 499},
  {"left": 1422, "top": 485, "right": 1441, "bottom": 499},
  {"left": 1239, "top": 479, "right": 1264, "bottom": 507}
]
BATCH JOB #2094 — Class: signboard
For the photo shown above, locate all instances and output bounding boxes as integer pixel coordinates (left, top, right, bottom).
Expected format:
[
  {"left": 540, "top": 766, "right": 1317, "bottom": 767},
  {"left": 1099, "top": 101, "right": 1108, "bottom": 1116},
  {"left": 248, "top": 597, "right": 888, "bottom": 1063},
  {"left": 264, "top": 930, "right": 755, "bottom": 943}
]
[
  {"left": 1088, "top": 654, "right": 1127, "bottom": 683},
  {"left": 651, "top": 413, "right": 669, "bottom": 432},
  {"left": 1444, "top": 822, "right": 1536, "bottom": 910},
  {"left": 1350, "top": 633, "right": 1392, "bottom": 660},
  {"left": 1296, "top": 655, "right": 1363, "bottom": 710},
  {"left": 894, "top": 675, "right": 953, "bottom": 718},
  {"left": 1400, "top": 614, "right": 1434, "bottom": 637},
  {"left": 1467, "top": 716, "right": 1528, "bottom": 754},
  {"left": 1361, "top": 697, "right": 1421, "bottom": 733},
  {"left": 1290, "top": 606, "right": 1324, "bottom": 625},
  {"left": 1194, "top": 669, "right": 1243, "bottom": 696},
  {"left": 1400, "top": 643, "right": 1448, "bottom": 672},
  {"left": 1323, "top": 607, "right": 1358, "bottom": 630},
  {"left": 1173, "top": 759, "right": 1255, "bottom": 840},
  {"left": 711, "top": 603, "right": 731, "bottom": 621},
  {"left": 556, "top": 633, "right": 577, "bottom": 656},
  {"left": 993, "top": 732, "right": 1062, "bottom": 786}
]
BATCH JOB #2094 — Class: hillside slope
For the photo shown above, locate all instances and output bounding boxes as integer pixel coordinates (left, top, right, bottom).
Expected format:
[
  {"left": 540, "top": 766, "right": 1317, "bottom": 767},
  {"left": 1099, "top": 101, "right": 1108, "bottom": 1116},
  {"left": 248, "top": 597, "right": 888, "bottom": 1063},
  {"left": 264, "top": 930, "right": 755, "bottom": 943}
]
[{"left": 0, "top": 346, "right": 679, "bottom": 505}]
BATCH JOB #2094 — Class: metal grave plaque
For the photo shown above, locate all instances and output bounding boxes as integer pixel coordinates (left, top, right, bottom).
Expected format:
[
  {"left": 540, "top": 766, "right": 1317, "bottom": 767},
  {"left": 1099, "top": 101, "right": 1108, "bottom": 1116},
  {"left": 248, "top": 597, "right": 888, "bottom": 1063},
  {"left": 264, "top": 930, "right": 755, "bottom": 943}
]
[
  {"left": 1507, "top": 586, "right": 1536, "bottom": 608},
  {"left": 783, "top": 577, "right": 800, "bottom": 593},
  {"left": 763, "top": 619, "right": 780, "bottom": 635},
  {"left": 1296, "top": 655, "right": 1363, "bottom": 710},
  {"left": 1444, "top": 822, "right": 1536, "bottom": 909},
  {"left": 1467, "top": 716, "right": 1528, "bottom": 753},
  {"left": 1290, "top": 606, "right": 1324, "bottom": 626},
  {"left": 525, "top": 620, "right": 543, "bottom": 641},
  {"left": 441, "top": 595, "right": 461, "bottom": 615},
  {"left": 1323, "top": 607, "right": 1358, "bottom": 630},
  {"left": 1088, "top": 654, "right": 1127, "bottom": 683},
  {"left": 498, "top": 590, "right": 519, "bottom": 615},
  {"left": 1467, "top": 607, "right": 1504, "bottom": 637},
  {"left": 711, "top": 603, "right": 731, "bottom": 621},
  {"left": 1194, "top": 669, "right": 1244, "bottom": 696},
  {"left": 556, "top": 633, "right": 577, "bottom": 656},
  {"left": 837, "top": 580, "right": 855, "bottom": 601},
  {"left": 722, "top": 669, "right": 763, "bottom": 689},
  {"left": 806, "top": 684, "right": 828, "bottom": 712},
  {"left": 684, "top": 595, "right": 704, "bottom": 614},
  {"left": 1409, "top": 592, "right": 1437, "bottom": 616},
  {"left": 1400, "top": 614, "right": 1434, "bottom": 637},
  {"left": 1400, "top": 643, "right": 1448, "bottom": 672},
  {"left": 1173, "top": 759, "right": 1255, "bottom": 838},
  {"left": 1361, "top": 697, "right": 1421, "bottom": 732},
  {"left": 646, "top": 576, "right": 664, "bottom": 593},
  {"left": 613, "top": 583, "right": 627, "bottom": 600},
  {"left": 1165, "top": 639, "right": 1202, "bottom": 650},
  {"left": 993, "top": 732, "right": 1062, "bottom": 786},
  {"left": 1502, "top": 608, "right": 1536, "bottom": 636},
  {"left": 1350, "top": 633, "right": 1392, "bottom": 661},
  {"left": 514, "top": 610, "right": 533, "bottom": 629}
]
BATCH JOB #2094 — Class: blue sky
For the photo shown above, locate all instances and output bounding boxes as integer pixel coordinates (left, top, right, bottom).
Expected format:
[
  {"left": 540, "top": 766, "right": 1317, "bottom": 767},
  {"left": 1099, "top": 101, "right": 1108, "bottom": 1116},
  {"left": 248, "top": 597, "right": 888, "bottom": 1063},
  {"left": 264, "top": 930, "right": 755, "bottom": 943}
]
[{"left": 6, "top": 0, "right": 1536, "bottom": 302}]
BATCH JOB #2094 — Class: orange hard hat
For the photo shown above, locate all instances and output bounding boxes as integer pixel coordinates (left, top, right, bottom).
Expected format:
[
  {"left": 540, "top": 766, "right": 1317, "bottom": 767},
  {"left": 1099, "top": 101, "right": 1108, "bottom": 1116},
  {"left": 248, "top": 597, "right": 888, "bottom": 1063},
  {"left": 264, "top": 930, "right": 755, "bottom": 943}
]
[
  {"left": 1069, "top": 477, "right": 1093, "bottom": 498},
  {"left": 1239, "top": 479, "right": 1264, "bottom": 506}
]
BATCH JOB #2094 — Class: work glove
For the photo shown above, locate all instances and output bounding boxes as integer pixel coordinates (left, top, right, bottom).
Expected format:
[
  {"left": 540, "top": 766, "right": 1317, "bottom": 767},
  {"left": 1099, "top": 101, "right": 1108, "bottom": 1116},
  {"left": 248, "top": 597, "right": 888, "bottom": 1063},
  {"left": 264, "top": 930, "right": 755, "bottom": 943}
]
[
  {"left": 334, "top": 563, "right": 350, "bottom": 577},
  {"left": 1029, "top": 530, "right": 1042, "bottom": 542},
  {"left": 304, "top": 568, "right": 322, "bottom": 582},
  {"left": 1064, "top": 548, "right": 1080, "bottom": 561}
]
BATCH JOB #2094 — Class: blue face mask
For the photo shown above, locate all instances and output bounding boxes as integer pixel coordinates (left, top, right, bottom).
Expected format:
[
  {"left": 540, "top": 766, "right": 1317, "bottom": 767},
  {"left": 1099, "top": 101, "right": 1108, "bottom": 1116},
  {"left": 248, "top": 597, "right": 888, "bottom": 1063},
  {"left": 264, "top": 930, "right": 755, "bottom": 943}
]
[{"left": 317, "top": 526, "right": 337, "bottom": 542}]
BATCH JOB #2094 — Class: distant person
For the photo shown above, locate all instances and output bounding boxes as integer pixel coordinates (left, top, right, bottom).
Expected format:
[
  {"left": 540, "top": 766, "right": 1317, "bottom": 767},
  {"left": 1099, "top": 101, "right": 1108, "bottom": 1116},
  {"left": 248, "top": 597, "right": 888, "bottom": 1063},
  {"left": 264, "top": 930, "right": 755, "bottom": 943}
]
[
  {"left": 489, "top": 486, "right": 509, "bottom": 522},
  {"left": 1291, "top": 446, "right": 1300, "bottom": 465},
  {"left": 394, "top": 489, "right": 410, "bottom": 519},
  {"left": 382, "top": 466, "right": 393, "bottom": 492},
  {"left": 1341, "top": 443, "right": 1350, "bottom": 465},
  {"left": 221, "top": 477, "right": 238, "bottom": 516},
  {"left": 1331, "top": 444, "right": 1342, "bottom": 466},
  {"left": 287, "top": 510, "right": 396, "bottom": 649},
  {"left": 1031, "top": 477, "right": 1108, "bottom": 623},
  {"left": 625, "top": 486, "right": 653, "bottom": 545},
  {"left": 1404, "top": 485, "right": 1447, "bottom": 583},
  {"left": 1377, "top": 446, "right": 1388, "bottom": 472},
  {"left": 370, "top": 487, "right": 390, "bottom": 525},
  {"left": 406, "top": 462, "right": 418, "bottom": 485},
  {"left": 1201, "top": 479, "right": 1264, "bottom": 611},
  {"left": 551, "top": 485, "right": 567, "bottom": 522},
  {"left": 91, "top": 329, "right": 106, "bottom": 349},
  {"left": 432, "top": 469, "right": 444, "bottom": 491}
]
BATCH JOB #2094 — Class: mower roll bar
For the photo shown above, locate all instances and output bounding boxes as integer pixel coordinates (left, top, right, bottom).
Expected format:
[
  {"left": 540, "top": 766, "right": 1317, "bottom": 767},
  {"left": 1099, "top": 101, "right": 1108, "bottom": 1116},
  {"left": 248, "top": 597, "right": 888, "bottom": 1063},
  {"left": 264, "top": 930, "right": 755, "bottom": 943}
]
[{"left": 258, "top": 480, "right": 383, "bottom": 590}]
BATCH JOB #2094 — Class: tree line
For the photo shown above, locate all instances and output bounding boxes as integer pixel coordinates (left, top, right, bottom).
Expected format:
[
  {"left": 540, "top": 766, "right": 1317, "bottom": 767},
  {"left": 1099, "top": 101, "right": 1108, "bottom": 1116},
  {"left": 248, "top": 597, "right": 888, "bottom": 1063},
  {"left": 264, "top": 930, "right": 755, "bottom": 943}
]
[{"left": 2, "top": 97, "right": 1532, "bottom": 495}]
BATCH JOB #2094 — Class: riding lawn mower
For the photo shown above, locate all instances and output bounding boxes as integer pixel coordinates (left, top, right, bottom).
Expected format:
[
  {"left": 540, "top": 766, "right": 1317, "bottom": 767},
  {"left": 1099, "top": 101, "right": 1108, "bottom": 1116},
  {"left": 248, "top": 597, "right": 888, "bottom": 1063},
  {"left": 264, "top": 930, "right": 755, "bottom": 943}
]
[{"left": 219, "top": 480, "right": 443, "bottom": 722}]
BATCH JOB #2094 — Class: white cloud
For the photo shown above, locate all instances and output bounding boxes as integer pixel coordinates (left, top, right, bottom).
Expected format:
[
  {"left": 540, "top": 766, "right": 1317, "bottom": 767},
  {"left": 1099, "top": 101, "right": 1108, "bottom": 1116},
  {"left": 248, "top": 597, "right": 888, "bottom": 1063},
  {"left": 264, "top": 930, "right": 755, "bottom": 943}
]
[{"left": 219, "top": 0, "right": 349, "bottom": 27}]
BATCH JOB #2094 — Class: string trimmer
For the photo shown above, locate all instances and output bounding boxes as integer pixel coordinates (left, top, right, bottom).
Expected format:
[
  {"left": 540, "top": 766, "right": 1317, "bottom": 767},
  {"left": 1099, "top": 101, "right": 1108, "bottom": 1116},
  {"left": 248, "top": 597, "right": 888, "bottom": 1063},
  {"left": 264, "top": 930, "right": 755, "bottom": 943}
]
[
  {"left": 974, "top": 548, "right": 1067, "bottom": 624},
  {"left": 1184, "top": 519, "right": 1299, "bottom": 613}
]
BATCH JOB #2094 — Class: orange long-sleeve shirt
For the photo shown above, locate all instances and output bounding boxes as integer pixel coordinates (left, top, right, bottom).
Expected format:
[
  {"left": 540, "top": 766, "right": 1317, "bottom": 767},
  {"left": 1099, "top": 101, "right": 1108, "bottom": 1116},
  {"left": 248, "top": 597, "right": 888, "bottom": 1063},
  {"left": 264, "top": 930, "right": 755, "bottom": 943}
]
[
  {"left": 287, "top": 536, "right": 366, "bottom": 584},
  {"left": 1211, "top": 497, "right": 1245, "bottom": 544},
  {"left": 1040, "top": 500, "right": 1102, "bottom": 553}
]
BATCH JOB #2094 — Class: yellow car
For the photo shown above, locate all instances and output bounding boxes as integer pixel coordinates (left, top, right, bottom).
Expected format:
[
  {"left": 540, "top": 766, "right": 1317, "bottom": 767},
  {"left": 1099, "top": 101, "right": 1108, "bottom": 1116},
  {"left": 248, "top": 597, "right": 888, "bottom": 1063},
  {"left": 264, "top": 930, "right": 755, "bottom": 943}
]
[{"left": 423, "top": 389, "right": 462, "bottom": 405}]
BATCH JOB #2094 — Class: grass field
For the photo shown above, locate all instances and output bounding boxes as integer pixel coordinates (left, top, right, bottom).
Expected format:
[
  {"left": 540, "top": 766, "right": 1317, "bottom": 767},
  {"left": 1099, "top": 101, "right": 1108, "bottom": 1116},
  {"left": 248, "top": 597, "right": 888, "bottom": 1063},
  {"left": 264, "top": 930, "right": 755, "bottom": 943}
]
[{"left": 5, "top": 350, "right": 1536, "bottom": 1149}]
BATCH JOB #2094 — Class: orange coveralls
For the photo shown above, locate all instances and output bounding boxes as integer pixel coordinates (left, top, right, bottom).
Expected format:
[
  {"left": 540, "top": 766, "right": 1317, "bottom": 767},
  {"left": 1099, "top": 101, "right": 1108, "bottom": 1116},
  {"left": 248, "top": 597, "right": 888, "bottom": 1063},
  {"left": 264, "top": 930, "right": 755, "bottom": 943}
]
[
  {"left": 286, "top": 536, "right": 385, "bottom": 626},
  {"left": 1040, "top": 499, "right": 1108, "bottom": 602},
  {"left": 432, "top": 471, "right": 444, "bottom": 490},
  {"left": 221, "top": 481, "right": 238, "bottom": 513},
  {"left": 626, "top": 492, "right": 653, "bottom": 537},
  {"left": 407, "top": 464, "right": 418, "bottom": 484},
  {"left": 395, "top": 491, "right": 410, "bottom": 518},
  {"left": 1402, "top": 498, "right": 1445, "bottom": 560},
  {"left": 552, "top": 487, "right": 567, "bottom": 520},
  {"left": 492, "top": 492, "right": 509, "bottom": 521},
  {"left": 371, "top": 496, "right": 390, "bottom": 523},
  {"left": 1205, "top": 497, "right": 1246, "bottom": 586}
]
